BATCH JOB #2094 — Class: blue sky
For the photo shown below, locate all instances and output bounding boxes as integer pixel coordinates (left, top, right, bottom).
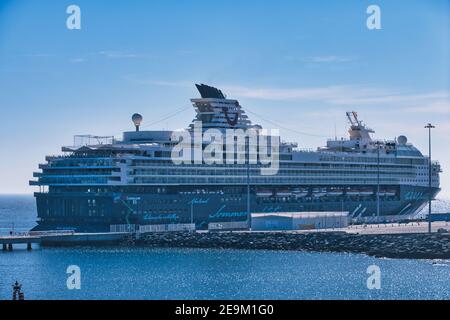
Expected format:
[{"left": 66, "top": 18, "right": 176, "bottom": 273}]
[{"left": 0, "top": 0, "right": 449, "bottom": 196}]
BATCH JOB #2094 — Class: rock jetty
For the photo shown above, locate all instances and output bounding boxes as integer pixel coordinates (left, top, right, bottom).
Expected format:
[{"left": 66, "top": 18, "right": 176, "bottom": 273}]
[{"left": 138, "top": 231, "right": 450, "bottom": 259}]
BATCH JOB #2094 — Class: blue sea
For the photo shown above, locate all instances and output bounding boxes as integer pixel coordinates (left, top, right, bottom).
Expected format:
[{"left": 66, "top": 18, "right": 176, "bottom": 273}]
[{"left": 0, "top": 195, "right": 449, "bottom": 300}]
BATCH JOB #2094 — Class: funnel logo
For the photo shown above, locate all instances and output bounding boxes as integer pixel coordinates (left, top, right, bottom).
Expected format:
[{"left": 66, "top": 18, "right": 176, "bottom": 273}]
[
  {"left": 171, "top": 121, "right": 280, "bottom": 175},
  {"left": 222, "top": 103, "right": 240, "bottom": 127}
]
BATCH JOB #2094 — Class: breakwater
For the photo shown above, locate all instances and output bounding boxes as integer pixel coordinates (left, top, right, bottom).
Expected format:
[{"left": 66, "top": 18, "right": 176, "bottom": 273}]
[{"left": 139, "top": 231, "right": 450, "bottom": 259}]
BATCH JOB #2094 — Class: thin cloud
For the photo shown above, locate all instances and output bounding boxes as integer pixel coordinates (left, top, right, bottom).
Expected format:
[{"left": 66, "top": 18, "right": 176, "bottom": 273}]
[
  {"left": 131, "top": 79, "right": 450, "bottom": 114},
  {"left": 126, "top": 78, "right": 193, "bottom": 88},
  {"left": 311, "top": 56, "right": 354, "bottom": 63},
  {"left": 70, "top": 58, "right": 86, "bottom": 63},
  {"left": 331, "top": 91, "right": 450, "bottom": 105},
  {"left": 97, "top": 51, "right": 154, "bottom": 59},
  {"left": 403, "top": 100, "right": 450, "bottom": 114},
  {"left": 20, "top": 53, "right": 56, "bottom": 58},
  {"left": 224, "top": 85, "right": 450, "bottom": 108},
  {"left": 224, "top": 85, "right": 353, "bottom": 101},
  {"left": 285, "top": 55, "right": 355, "bottom": 63}
]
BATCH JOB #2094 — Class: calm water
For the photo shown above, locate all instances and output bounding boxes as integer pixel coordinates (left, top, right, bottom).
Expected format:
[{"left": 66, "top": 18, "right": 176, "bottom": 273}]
[{"left": 0, "top": 195, "right": 449, "bottom": 300}]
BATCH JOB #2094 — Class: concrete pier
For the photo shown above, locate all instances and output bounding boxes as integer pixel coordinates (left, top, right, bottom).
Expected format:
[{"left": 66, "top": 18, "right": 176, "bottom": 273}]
[{"left": 0, "top": 232, "right": 130, "bottom": 251}]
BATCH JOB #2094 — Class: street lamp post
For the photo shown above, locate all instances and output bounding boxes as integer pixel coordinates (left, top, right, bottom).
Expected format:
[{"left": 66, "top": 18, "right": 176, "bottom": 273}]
[
  {"left": 246, "top": 136, "right": 251, "bottom": 228},
  {"left": 190, "top": 200, "right": 194, "bottom": 225},
  {"left": 375, "top": 141, "right": 382, "bottom": 221},
  {"left": 425, "top": 123, "right": 435, "bottom": 234}
]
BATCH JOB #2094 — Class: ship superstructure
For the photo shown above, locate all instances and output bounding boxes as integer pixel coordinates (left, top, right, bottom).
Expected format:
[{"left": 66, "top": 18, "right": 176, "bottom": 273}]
[{"left": 30, "top": 84, "right": 441, "bottom": 232}]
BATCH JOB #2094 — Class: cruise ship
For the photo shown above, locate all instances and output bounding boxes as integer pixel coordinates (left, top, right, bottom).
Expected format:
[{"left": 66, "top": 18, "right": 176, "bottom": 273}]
[{"left": 30, "top": 84, "right": 441, "bottom": 232}]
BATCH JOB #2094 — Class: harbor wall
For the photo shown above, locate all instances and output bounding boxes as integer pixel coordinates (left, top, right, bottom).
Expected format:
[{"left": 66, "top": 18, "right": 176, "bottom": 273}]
[
  {"left": 5, "top": 229, "right": 448, "bottom": 260},
  {"left": 138, "top": 231, "right": 450, "bottom": 259}
]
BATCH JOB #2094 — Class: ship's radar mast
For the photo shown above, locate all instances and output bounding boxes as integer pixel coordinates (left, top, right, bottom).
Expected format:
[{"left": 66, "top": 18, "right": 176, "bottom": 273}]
[
  {"left": 346, "top": 111, "right": 373, "bottom": 131},
  {"left": 346, "top": 111, "right": 360, "bottom": 126}
]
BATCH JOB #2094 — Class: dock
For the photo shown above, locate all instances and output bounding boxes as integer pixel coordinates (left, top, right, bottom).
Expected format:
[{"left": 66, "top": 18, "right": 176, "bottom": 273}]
[
  {"left": 0, "top": 232, "right": 130, "bottom": 251},
  {"left": 1, "top": 221, "right": 449, "bottom": 253}
]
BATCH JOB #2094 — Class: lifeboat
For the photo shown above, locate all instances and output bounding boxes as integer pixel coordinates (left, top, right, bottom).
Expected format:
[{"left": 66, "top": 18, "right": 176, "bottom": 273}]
[
  {"left": 360, "top": 188, "right": 374, "bottom": 196},
  {"left": 312, "top": 188, "right": 327, "bottom": 198},
  {"left": 385, "top": 190, "right": 397, "bottom": 197},
  {"left": 276, "top": 189, "right": 292, "bottom": 197},
  {"left": 292, "top": 188, "right": 308, "bottom": 196},
  {"left": 328, "top": 187, "right": 344, "bottom": 196},
  {"left": 346, "top": 188, "right": 360, "bottom": 196},
  {"left": 256, "top": 189, "right": 273, "bottom": 197}
]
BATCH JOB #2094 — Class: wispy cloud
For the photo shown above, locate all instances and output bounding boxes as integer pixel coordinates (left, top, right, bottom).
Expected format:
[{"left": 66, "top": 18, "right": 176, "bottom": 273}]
[
  {"left": 125, "top": 78, "right": 193, "bottom": 88},
  {"left": 223, "top": 84, "right": 450, "bottom": 111},
  {"left": 284, "top": 55, "right": 355, "bottom": 63},
  {"left": 175, "top": 49, "right": 195, "bottom": 56},
  {"left": 130, "top": 79, "right": 450, "bottom": 114},
  {"left": 224, "top": 85, "right": 352, "bottom": 101},
  {"left": 20, "top": 53, "right": 56, "bottom": 58},
  {"left": 330, "top": 91, "right": 449, "bottom": 105},
  {"left": 404, "top": 100, "right": 450, "bottom": 114},
  {"left": 69, "top": 58, "right": 86, "bottom": 63},
  {"left": 311, "top": 56, "right": 353, "bottom": 63},
  {"left": 96, "top": 51, "right": 154, "bottom": 59}
]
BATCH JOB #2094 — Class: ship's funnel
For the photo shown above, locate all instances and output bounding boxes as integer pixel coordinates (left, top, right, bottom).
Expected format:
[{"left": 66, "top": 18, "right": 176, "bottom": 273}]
[{"left": 195, "top": 84, "right": 226, "bottom": 99}]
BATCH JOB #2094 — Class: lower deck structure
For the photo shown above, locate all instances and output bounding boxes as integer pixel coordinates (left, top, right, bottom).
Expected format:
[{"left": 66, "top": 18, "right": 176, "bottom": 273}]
[{"left": 33, "top": 184, "right": 439, "bottom": 232}]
